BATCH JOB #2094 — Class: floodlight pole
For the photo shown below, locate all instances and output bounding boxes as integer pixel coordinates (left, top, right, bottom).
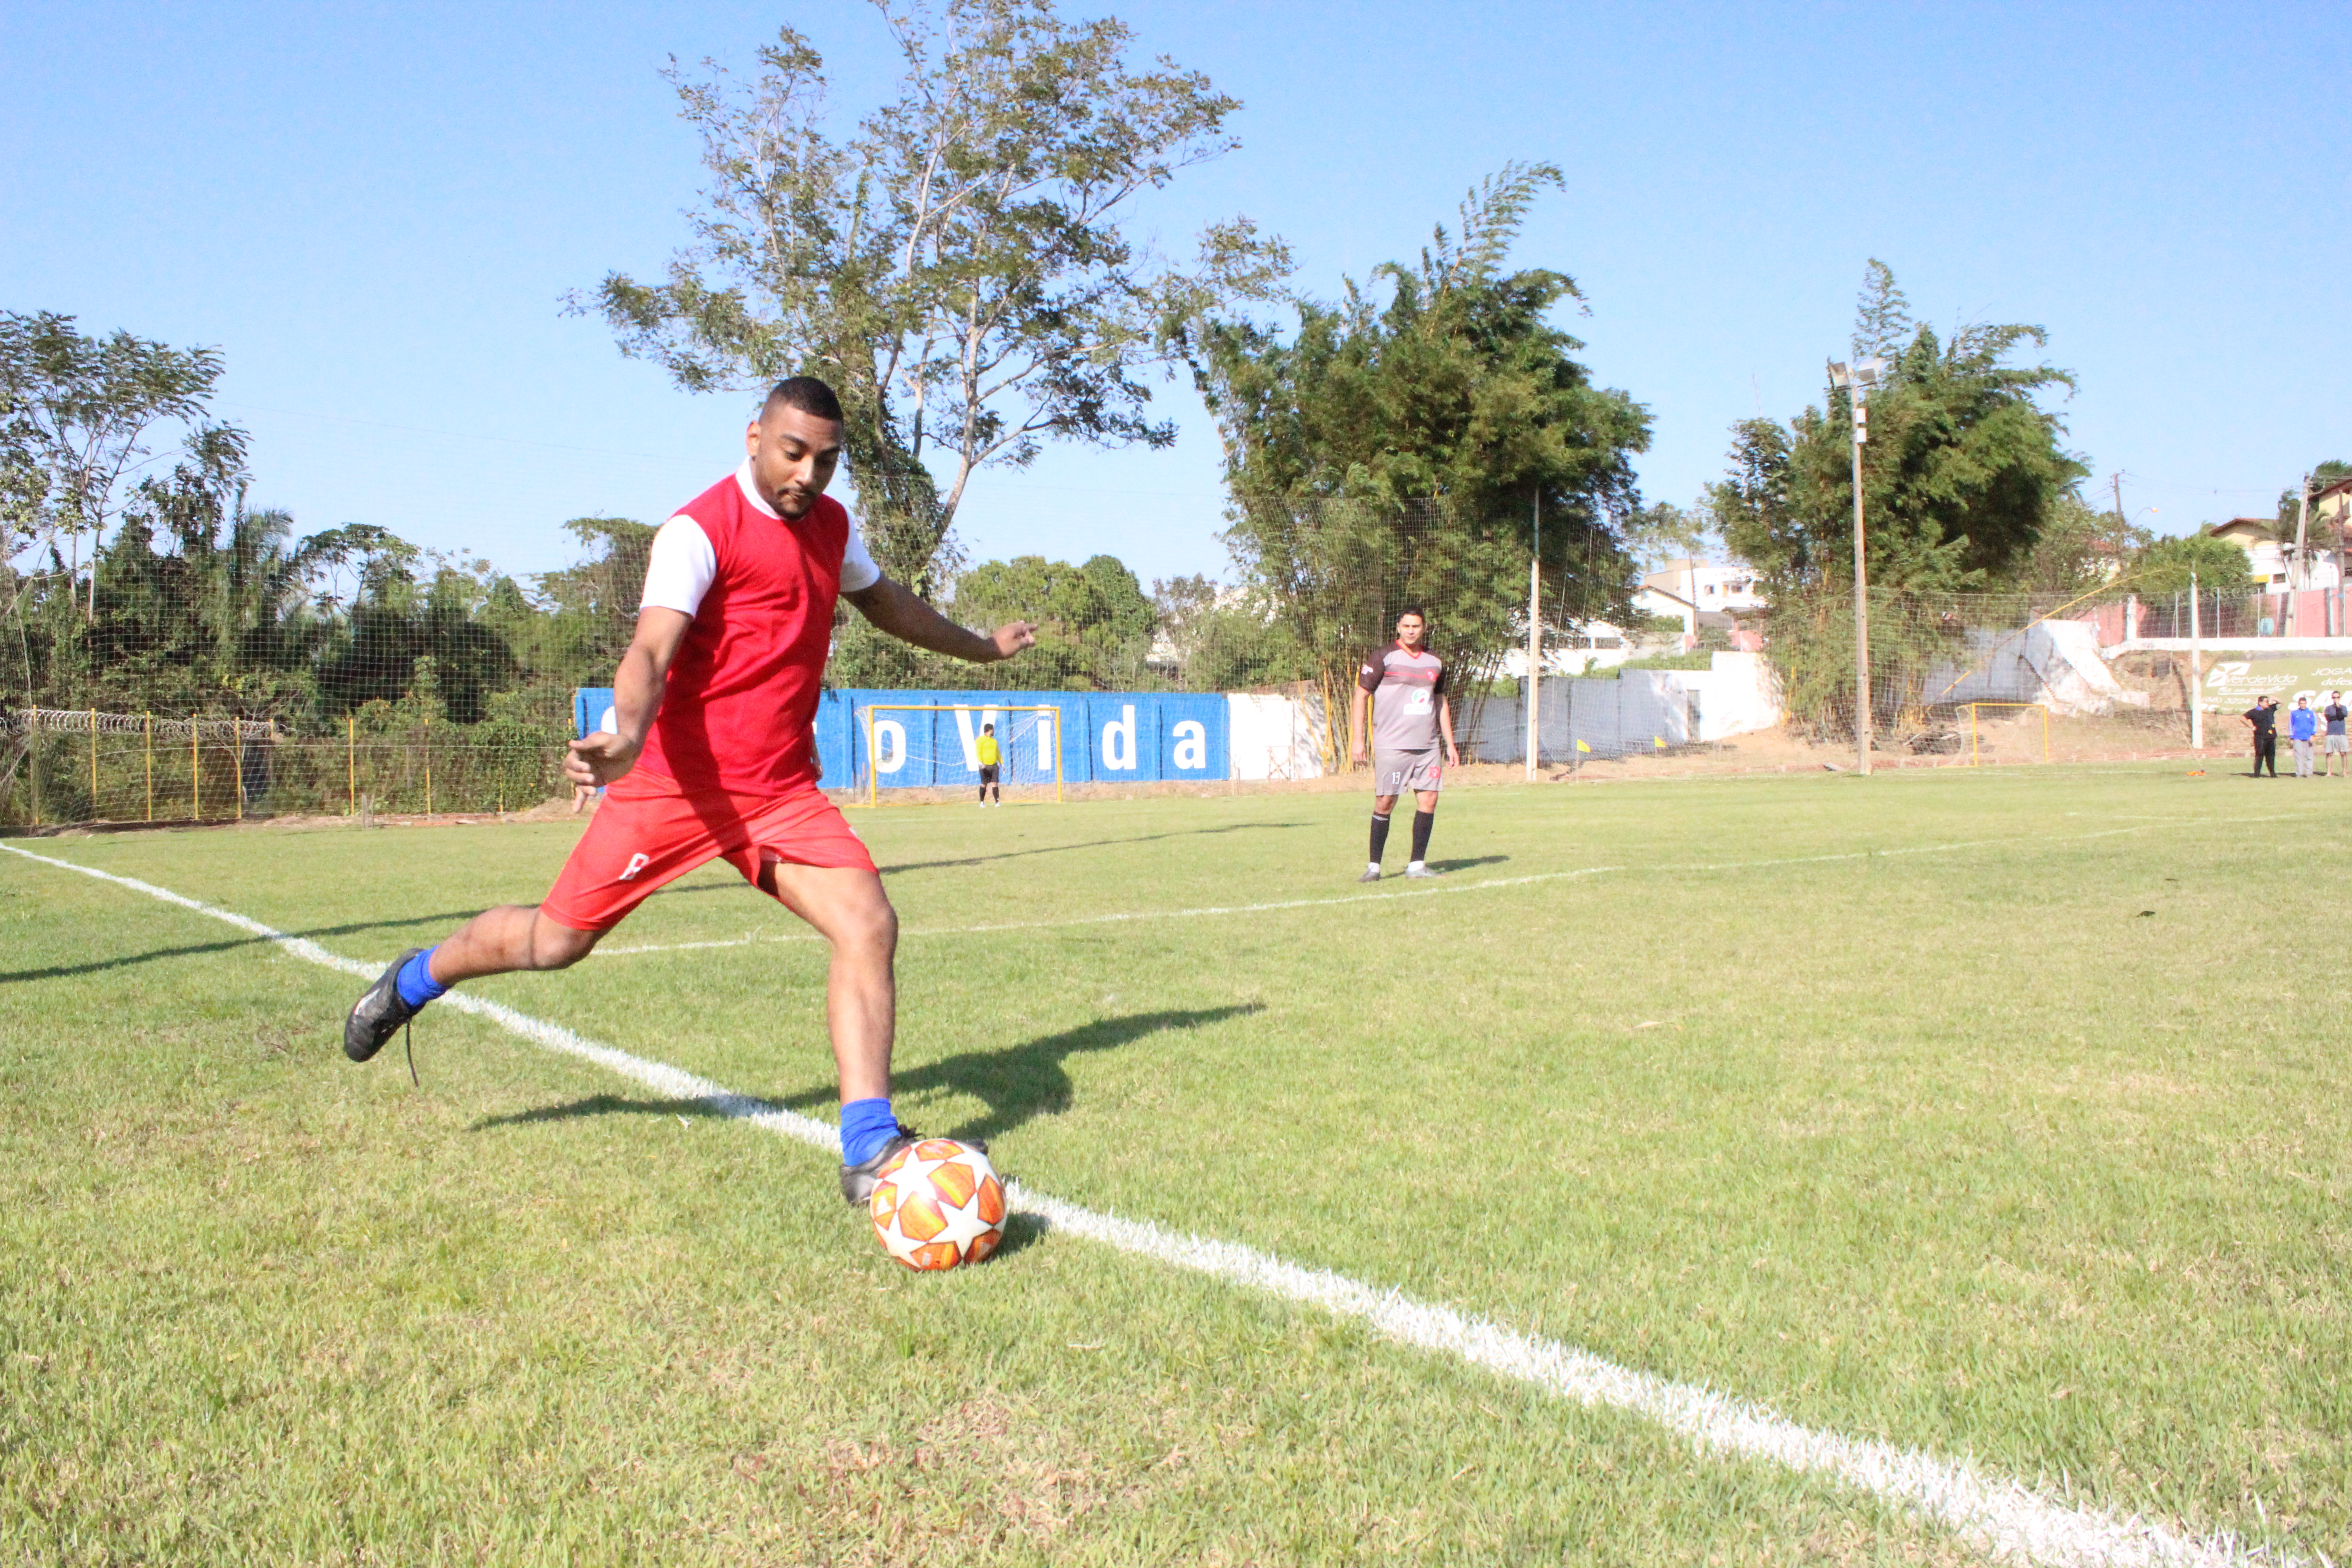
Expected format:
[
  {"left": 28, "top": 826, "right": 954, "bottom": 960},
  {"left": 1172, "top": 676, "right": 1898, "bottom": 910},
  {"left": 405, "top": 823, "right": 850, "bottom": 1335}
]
[
  {"left": 2188, "top": 570, "right": 2204, "bottom": 750},
  {"left": 2295, "top": 471, "right": 2311, "bottom": 599},
  {"left": 1830, "top": 358, "right": 1882, "bottom": 776},
  {"left": 1526, "top": 489, "right": 1540, "bottom": 782}
]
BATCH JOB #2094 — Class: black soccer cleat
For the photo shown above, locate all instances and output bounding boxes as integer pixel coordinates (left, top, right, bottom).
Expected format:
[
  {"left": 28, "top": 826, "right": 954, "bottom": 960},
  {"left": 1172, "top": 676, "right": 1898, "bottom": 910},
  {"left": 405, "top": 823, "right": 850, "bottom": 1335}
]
[
  {"left": 344, "top": 949, "right": 424, "bottom": 1063},
  {"left": 840, "top": 1125, "right": 989, "bottom": 1206}
]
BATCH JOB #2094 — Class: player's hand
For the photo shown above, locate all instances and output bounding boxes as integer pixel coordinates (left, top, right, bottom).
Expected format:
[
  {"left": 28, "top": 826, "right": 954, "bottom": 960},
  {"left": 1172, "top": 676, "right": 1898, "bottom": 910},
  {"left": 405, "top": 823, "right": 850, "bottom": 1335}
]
[
  {"left": 989, "top": 621, "right": 1038, "bottom": 661},
  {"left": 1446, "top": 744, "right": 1460, "bottom": 769},
  {"left": 565, "top": 731, "right": 641, "bottom": 788},
  {"left": 1350, "top": 744, "right": 1367, "bottom": 766}
]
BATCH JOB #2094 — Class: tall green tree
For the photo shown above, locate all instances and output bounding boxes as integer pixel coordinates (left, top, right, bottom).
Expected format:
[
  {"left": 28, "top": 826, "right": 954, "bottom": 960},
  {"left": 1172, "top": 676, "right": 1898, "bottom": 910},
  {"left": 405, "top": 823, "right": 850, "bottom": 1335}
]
[
  {"left": 947, "top": 553, "right": 1155, "bottom": 689},
  {"left": 1710, "top": 263, "right": 2087, "bottom": 600},
  {"left": 2128, "top": 531, "right": 2258, "bottom": 597},
  {"left": 581, "top": 0, "right": 1287, "bottom": 598},
  {"left": 1708, "top": 263, "right": 2089, "bottom": 737},
  {"left": 1183, "top": 162, "right": 1651, "bottom": 735},
  {"left": 0, "top": 311, "right": 225, "bottom": 619}
]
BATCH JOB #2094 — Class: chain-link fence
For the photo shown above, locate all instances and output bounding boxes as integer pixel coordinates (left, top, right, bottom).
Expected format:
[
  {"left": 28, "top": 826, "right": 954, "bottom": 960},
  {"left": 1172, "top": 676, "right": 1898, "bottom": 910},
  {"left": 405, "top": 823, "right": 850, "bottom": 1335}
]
[{"left": 7, "top": 492, "right": 2323, "bottom": 825}]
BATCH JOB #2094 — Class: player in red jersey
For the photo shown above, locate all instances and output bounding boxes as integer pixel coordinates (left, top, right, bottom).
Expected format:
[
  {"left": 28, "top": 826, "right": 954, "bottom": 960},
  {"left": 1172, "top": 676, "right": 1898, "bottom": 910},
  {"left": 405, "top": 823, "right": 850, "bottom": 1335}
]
[{"left": 341, "top": 378, "right": 1037, "bottom": 1202}]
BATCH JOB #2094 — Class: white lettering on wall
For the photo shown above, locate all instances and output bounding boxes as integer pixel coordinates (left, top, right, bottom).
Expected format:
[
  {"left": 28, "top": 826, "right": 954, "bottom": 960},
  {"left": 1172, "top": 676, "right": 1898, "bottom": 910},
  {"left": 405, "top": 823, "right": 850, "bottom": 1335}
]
[
  {"left": 1101, "top": 704, "right": 1137, "bottom": 771},
  {"left": 872, "top": 719, "right": 906, "bottom": 774},
  {"left": 1171, "top": 719, "right": 1207, "bottom": 771}
]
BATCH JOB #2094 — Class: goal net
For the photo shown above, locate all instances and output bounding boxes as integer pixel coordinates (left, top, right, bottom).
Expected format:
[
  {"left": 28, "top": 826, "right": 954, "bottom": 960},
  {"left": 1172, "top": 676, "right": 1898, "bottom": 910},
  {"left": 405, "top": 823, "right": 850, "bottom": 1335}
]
[
  {"left": 1963, "top": 701, "right": 2051, "bottom": 765},
  {"left": 858, "top": 704, "right": 1063, "bottom": 806}
]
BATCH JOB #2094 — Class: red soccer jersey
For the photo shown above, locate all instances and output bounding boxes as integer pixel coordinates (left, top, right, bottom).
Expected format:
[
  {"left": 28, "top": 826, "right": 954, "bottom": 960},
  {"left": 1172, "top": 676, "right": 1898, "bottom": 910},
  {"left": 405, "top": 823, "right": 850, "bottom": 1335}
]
[{"left": 636, "top": 464, "right": 878, "bottom": 794}]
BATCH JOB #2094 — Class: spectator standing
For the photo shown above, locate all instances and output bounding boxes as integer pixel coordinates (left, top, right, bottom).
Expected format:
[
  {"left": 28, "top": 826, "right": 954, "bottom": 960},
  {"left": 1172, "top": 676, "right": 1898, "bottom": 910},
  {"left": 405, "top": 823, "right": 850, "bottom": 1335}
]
[
  {"left": 2243, "top": 696, "right": 2280, "bottom": 778},
  {"left": 2289, "top": 696, "right": 2319, "bottom": 777},
  {"left": 2324, "top": 691, "right": 2350, "bottom": 778}
]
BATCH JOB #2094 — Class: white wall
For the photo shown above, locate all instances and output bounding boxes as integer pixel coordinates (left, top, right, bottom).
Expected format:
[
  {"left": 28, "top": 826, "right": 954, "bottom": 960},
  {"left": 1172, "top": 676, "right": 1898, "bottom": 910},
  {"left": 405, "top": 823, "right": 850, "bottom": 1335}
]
[
  {"left": 1467, "top": 652, "right": 1782, "bottom": 764},
  {"left": 1226, "top": 691, "right": 1330, "bottom": 780}
]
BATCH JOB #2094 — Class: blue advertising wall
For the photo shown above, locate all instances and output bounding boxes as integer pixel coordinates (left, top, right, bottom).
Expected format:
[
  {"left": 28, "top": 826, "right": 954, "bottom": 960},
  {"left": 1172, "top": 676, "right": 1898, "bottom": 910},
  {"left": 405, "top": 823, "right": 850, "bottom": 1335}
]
[{"left": 574, "top": 687, "right": 1230, "bottom": 789}]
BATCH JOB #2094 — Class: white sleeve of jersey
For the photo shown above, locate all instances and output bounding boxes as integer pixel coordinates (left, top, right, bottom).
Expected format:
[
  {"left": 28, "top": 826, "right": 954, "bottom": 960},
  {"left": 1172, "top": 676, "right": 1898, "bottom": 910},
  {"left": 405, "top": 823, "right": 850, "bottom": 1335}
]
[
  {"left": 639, "top": 515, "right": 718, "bottom": 616},
  {"left": 840, "top": 519, "right": 882, "bottom": 593}
]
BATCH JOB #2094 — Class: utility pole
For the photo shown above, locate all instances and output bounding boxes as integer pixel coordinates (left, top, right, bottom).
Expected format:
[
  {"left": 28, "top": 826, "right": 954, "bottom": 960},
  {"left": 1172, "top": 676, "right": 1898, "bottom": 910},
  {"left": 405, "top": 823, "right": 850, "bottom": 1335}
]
[
  {"left": 2295, "top": 471, "right": 2312, "bottom": 607},
  {"left": 2112, "top": 472, "right": 2127, "bottom": 529},
  {"left": 1525, "top": 489, "right": 1540, "bottom": 782},
  {"left": 2189, "top": 570, "right": 2204, "bottom": 751},
  {"left": 1828, "top": 357, "right": 1885, "bottom": 775}
]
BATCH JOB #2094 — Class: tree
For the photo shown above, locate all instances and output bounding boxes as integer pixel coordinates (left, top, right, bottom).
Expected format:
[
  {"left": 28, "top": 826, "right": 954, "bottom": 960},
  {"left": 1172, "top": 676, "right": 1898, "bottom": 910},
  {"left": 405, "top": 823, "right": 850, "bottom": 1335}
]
[
  {"left": 580, "top": 0, "right": 1288, "bottom": 596},
  {"left": 0, "top": 311, "right": 226, "bottom": 619},
  {"left": 948, "top": 552, "right": 1154, "bottom": 689},
  {"left": 1712, "top": 274, "right": 2086, "bottom": 600},
  {"left": 2009, "top": 492, "right": 2145, "bottom": 595},
  {"left": 2129, "top": 531, "right": 2257, "bottom": 598},
  {"left": 1709, "top": 262, "right": 2090, "bottom": 737},
  {"left": 1184, "top": 162, "right": 1651, "bottom": 740}
]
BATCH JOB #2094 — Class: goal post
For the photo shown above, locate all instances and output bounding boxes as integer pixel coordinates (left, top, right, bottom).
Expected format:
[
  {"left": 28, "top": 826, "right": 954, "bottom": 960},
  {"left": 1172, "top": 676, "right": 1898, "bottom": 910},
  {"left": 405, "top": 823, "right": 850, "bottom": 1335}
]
[
  {"left": 1965, "top": 701, "right": 2051, "bottom": 765},
  {"left": 859, "top": 704, "right": 1064, "bottom": 806}
]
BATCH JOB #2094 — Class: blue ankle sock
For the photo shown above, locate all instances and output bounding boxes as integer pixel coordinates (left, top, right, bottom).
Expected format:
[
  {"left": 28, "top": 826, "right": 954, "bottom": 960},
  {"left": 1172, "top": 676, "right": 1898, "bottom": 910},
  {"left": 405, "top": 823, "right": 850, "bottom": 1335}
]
[
  {"left": 395, "top": 946, "right": 450, "bottom": 1010},
  {"left": 840, "top": 1097, "right": 900, "bottom": 1166}
]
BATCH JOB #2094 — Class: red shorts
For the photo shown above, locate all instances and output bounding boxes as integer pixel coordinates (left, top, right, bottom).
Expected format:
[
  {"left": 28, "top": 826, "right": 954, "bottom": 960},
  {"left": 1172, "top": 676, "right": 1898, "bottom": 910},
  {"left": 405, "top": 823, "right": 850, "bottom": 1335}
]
[{"left": 541, "top": 768, "right": 877, "bottom": 933}]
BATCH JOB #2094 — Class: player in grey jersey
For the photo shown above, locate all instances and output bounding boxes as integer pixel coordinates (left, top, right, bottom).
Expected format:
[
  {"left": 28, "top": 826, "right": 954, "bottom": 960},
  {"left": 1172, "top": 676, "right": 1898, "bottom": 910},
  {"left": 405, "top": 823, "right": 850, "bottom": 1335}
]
[{"left": 1348, "top": 609, "right": 1460, "bottom": 881}]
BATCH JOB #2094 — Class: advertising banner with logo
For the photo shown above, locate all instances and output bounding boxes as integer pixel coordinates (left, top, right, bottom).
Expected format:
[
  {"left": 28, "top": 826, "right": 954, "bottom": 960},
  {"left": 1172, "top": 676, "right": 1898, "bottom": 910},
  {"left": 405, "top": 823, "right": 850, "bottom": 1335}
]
[
  {"left": 2197, "top": 657, "right": 2352, "bottom": 715},
  {"left": 576, "top": 686, "right": 1235, "bottom": 789}
]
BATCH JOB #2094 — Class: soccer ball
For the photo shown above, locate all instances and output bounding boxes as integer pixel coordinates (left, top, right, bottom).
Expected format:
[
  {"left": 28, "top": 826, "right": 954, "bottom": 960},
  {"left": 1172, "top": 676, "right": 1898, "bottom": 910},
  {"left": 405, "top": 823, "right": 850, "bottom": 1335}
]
[{"left": 868, "top": 1137, "right": 1007, "bottom": 1270}]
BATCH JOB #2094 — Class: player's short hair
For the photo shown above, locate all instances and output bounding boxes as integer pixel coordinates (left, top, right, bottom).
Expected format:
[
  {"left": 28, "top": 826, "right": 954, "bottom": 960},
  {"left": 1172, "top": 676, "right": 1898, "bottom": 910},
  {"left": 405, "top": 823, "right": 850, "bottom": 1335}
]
[
  {"left": 1395, "top": 607, "right": 1427, "bottom": 623},
  {"left": 983, "top": 723, "right": 995, "bottom": 732},
  {"left": 762, "top": 376, "right": 845, "bottom": 424}
]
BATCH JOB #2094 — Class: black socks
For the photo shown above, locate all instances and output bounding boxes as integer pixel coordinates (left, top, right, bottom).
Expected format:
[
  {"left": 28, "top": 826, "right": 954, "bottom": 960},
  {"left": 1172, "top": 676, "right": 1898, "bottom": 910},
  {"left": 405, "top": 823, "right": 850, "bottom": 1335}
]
[
  {"left": 1368, "top": 811, "right": 1392, "bottom": 863},
  {"left": 1410, "top": 809, "right": 1434, "bottom": 863}
]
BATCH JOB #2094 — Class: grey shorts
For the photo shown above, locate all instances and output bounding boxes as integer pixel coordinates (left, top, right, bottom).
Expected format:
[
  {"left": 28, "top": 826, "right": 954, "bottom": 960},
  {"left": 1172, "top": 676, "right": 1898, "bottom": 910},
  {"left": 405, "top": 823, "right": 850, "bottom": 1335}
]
[
  {"left": 2328, "top": 735, "right": 2349, "bottom": 754},
  {"left": 1373, "top": 749, "right": 1444, "bottom": 796}
]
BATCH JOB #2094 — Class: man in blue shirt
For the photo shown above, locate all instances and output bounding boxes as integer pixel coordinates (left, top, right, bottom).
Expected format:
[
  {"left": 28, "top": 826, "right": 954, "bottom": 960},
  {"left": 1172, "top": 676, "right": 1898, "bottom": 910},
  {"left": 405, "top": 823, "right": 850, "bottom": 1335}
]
[{"left": 2289, "top": 696, "right": 2320, "bottom": 777}]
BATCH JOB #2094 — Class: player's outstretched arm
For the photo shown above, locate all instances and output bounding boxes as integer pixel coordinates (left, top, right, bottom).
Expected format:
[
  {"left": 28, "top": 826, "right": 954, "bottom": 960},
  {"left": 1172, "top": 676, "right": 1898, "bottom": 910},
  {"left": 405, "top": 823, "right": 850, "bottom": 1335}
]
[
  {"left": 846, "top": 575, "right": 1036, "bottom": 663},
  {"left": 566, "top": 607, "right": 693, "bottom": 788},
  {"left": 1349, "top": 685, "right": 1370, "bottom": 764}
]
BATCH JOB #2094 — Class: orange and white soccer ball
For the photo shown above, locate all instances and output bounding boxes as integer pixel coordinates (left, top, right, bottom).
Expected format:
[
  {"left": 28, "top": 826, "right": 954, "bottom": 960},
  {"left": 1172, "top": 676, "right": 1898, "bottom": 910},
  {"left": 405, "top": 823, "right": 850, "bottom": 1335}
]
[{"left": 868, "top": 1138, "right": 1007, "bottom": 1270}]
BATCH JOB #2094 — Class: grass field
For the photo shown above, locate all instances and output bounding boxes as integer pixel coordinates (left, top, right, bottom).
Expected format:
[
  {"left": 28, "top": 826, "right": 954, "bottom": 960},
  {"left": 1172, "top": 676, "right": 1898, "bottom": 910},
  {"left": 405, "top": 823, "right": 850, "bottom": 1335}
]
[{"left": 3, "top": 765, "right": 2347, "bottom": 1565}]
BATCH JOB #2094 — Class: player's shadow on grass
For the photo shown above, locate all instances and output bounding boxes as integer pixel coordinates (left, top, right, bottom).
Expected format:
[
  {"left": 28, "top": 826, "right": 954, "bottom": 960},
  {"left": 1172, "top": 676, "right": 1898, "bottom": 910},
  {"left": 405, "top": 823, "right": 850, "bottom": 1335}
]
[
  {"left": 473, "top": 1005, "right": 1262, "bottom": 1150},
  {"left": 1426, "top": 854, "right": 1509, "bottom": 874},
  {"left": 785, "top": 1004, "right": 1264, "bottom": 1144},
  {"left": 0, "top": 910, "right": 487, "bottom": 986}
]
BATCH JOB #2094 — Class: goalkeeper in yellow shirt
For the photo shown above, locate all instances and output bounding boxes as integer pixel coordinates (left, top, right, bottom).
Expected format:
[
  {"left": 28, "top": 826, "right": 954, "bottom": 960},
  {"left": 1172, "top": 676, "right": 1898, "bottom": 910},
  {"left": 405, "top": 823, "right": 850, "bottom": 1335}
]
[{"left": 976, "top": 722, "right": 1001, "bottom": 807}]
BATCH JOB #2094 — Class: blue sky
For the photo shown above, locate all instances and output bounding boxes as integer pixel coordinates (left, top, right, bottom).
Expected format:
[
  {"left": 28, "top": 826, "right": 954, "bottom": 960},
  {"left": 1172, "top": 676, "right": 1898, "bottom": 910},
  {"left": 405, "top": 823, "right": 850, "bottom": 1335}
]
[{"left": 5, "top": 2, "right": 2343, "bottom": 587}]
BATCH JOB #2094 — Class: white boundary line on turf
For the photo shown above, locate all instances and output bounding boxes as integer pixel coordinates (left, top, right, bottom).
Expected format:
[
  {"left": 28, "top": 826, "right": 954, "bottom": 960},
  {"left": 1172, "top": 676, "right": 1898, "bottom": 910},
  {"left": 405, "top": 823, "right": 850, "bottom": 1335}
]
[
  {"left": 593, "top": 823, "right": 2167, "bottom": 957},
  {"left": 0, "top": 839, "right": 2260, "bottom": 1568}
]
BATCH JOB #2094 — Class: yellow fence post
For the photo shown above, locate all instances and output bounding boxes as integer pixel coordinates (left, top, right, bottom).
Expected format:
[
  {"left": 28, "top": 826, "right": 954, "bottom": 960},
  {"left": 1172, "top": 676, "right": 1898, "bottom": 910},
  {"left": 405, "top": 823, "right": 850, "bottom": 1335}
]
[
  {"left": 89, "top": 709, "right": 98, "bottom": 820},
  {"left": 191, "top": 723, "right": 201, "bottom": 821},
  {"left": 347, "top": 714, "right": 356, "bottom": 815},
  {"left": 423, "top": 714, "right": 432, "bottom": 818},
  {"left": 234, "top": 722, "right": 245, "bottom": 822},
  {"left": 26, "top": 709, "right": 37, "bottom": 826},
  {"left": 144, "top": 713, "right": 153, "bottom": 822}
]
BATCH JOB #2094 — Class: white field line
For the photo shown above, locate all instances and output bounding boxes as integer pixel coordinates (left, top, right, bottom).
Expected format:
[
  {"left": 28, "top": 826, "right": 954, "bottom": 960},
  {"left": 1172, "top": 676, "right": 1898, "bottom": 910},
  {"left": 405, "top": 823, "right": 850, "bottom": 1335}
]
[
  {"left": 0, "top": 840, "right": 2259, "bottom": 1568},
  {"left": 596, "top": 824, "right": 2164, "bottom": 957}
]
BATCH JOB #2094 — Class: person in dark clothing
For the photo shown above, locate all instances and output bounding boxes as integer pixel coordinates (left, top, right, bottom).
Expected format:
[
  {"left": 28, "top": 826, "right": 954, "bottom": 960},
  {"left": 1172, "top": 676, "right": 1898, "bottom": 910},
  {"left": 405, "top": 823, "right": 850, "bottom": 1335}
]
[{"left": 2243, "top": 696, "right": 2279, "bottom": 777}]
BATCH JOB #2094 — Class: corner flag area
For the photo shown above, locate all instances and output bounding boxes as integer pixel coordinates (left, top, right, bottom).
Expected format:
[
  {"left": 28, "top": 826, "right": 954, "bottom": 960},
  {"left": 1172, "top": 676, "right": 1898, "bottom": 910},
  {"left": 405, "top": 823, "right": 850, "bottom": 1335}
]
[{"left": 2, "top": 766, "right": 2343, "bottom": 1563}]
